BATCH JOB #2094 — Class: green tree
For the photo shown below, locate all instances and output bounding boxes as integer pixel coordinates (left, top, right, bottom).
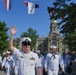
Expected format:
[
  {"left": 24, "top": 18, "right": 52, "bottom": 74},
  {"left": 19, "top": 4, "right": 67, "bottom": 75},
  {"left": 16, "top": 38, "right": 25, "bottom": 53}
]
[
  {"left": 0, "top": 21, "right": 9, "bottom": 54},
  {"left": 21, "top": 28, "right": 39, "bottom": 50},
  {"left": 14, "top": 38, "right": 20, "bottom": 48},
  {"left": 47, "top": 0, "right": 76, "bottom": 51}
]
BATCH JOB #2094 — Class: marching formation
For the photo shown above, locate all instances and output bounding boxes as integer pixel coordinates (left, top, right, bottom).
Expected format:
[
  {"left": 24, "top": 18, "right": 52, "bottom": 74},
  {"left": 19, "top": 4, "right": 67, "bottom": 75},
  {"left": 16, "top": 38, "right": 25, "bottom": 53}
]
[{"left": 0, "top": 26, "right": 76, "bottom": 75}]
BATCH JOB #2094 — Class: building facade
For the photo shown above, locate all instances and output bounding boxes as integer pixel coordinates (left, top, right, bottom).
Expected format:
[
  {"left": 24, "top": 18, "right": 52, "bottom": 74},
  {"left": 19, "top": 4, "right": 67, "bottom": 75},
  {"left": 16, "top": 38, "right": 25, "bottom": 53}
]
[{"left": 35, "top": 20, "right": 67, "bottom": 53}]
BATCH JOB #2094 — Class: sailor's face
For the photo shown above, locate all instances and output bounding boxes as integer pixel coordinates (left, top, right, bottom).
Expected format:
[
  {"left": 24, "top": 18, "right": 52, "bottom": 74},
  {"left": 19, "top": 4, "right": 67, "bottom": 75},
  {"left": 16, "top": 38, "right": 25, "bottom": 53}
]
[
  {"left": 7, "top": 53, "right": 10, "bottom": 56},
  {"left": 52, "top": 48, "right": 57, "bottom": 53},
  {"left": 37, "top": 52, "right": 40, "bottom": 55},
  {"left": 22, "top": 45, "right": 30, "bottom": 51}
]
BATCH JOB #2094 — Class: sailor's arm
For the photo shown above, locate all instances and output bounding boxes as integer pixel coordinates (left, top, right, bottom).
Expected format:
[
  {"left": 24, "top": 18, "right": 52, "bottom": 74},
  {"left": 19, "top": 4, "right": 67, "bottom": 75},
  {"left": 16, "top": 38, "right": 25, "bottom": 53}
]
[{"left": 8, "top": 26, "right": 17, "bottom": 53}]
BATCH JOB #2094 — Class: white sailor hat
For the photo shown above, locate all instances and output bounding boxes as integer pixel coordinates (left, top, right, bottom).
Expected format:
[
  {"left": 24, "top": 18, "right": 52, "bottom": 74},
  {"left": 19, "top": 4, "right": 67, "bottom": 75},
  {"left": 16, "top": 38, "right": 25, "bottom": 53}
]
[
  {"left": 6, "top": 51, "right": 11, "bottom": 54},
  {"left": 50, "top": 46, "right": 57, "bottom": 48},
  {"left": 36, "top": 50, "right": 40, "bottom": 53},
  {"left": 21, "top": 37, "right": 31, "bottom": 43}
]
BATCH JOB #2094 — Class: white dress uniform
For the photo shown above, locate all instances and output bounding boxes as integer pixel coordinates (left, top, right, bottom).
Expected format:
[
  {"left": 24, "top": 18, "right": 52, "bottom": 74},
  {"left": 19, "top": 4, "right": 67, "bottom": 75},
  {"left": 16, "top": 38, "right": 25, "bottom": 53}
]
[
  {"left": 44, "top": 52, "right": 64, "bottom": 75},
  {"left": 74, "top": 57, "right": 76, "bottom": 61},
  {"left": 62, "top": 54, "right": 68, "bottom": 74},
  {"left": 13, "top": 48, "right": 41, "bottom": 75},
  {"left": 2, "top": 55, "right": 15, "bottom": 75},
  {"left": 66, "top": 54, "right": 71, "bottom": 65},
  {"left": 12, "top": 54, "right": 19, "bottom": 75},
  {"left": 0, "top": 54, "right": 2, "bottom": 67},
  {"left": 36, "top": 54, "right": 44, "bottom": 75},
  {"left": 39, "top": 54, "right": 44, "bottom": 69}
]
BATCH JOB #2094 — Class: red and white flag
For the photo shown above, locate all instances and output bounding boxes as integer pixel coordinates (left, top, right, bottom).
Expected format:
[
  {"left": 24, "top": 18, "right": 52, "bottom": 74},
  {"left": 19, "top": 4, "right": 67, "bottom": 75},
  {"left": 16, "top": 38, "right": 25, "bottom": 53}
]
[
  {"left": 24, "top": 1, "right": 39, "bottom": 14},
  {"left": 24, "top": 1, "right": 28, "bottom": 6},
  {"left": 50, "top": 8, "right": 55, "bottom": 18},
  {"left": 28, "top": 2, "right": 35, "bottom": 14},
  {"left": 50, "top": 10, "right": 54, "bottom": 18},
  {"left": 4, "top": 0, "right": 11, "bottom": 11}
]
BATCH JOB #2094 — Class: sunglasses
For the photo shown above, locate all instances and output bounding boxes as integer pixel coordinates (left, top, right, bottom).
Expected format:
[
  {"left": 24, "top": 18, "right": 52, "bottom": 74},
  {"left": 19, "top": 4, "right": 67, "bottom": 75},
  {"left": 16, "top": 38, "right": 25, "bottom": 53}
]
[{"left": 22, "top": 41, "right": 31, "bottom": 46}]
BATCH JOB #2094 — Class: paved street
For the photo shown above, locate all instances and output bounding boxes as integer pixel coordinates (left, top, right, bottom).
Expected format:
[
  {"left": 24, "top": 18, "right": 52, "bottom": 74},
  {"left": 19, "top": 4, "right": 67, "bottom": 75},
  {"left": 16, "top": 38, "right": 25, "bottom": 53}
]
[
  {"left": 0, "top": 70, "right": 6, "bottom": 75},
  {"left": 70, "top": 62, "right": 76, "bottom": 75}
]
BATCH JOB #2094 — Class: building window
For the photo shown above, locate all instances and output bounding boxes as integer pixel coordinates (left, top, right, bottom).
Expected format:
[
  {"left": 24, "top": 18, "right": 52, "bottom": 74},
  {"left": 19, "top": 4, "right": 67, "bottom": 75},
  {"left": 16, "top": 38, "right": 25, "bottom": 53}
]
[
  {"left": 38, "top": 41, "right": 41, "bottom": 45},
  {"left": 52, "top": 42, "right": 57, "bottom": 46},
  {"left": 54, "top": 27, "right": 55, "bottom": 31},
  {"left": 44, "top": 43, "right": 47, "bottom": 47},
  {"left": 52, "top": 36, "right": 57, "bottom": 46},
  {"left": 38, "top": 41, "right": 42, "bottom": 47},
  {"left": 52, "top": 36, "right": 56, "bottom": 40}
]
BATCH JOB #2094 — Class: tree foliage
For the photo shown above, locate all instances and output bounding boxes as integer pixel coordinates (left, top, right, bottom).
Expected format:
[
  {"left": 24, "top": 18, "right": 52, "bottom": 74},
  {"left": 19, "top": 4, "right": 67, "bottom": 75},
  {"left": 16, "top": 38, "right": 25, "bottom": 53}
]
[
  {"left": 47, "top": 0, "right": 76, "bottom": 51},
  {"left": 21, "top": 28, "right": 39, "bottom": 50},
  {"left": 0, "top": 21, "right": 9, "bottom": 54}
]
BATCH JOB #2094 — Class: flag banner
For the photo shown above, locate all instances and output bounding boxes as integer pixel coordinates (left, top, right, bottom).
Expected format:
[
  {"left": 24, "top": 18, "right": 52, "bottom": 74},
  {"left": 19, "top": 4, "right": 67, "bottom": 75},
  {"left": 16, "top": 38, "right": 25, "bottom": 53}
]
[
  {"left": 35, "top": 4, "right": 39, "bottom": 8},
  {"left": 50, "top": 10, "right": 54, "bottom": 18},
  {"left": 4, "top": 0, "right": 11, "bottom": 11},
  {"left": 24, "top": 1, "right": 39, "bottom": 8},
  {"left": 28, "top": 2, "right": 35, "bottom": 14},
  {"left": 47, "top": 6, "right": 54, "bottom": 18},
  {"left": 24, "top": 1, "right": 28, "bottom": 6}
]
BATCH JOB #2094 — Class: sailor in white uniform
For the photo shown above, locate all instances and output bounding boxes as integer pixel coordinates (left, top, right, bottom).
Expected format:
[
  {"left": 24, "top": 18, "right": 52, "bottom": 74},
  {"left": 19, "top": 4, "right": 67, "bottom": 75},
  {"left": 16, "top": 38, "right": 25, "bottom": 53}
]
[
  {"left": 74, "top": 57, "right": 76, "bottom": 62},
  {"left": 8, "top": 26, "right": 42, "bottom": 75},
  {"left": 12, "top": 54, "right": 19, "bottom": 75},
  {"left": 44, "top": 46, "right": 64, "bottom": 75},
  {"left": 62, "top": 52, "right": 69, "bottom": 74},
  {"left": 2, "top": 51, "right": 15, "bottom": 75},
  {"left": 66, "top": 52, "right": 71, "bottom": 65},
  {"left": 36, "top": 50, "right": 44, "bottom": 75},
  {"left": 0, "top": 54, "right": 2, "bottom": 68}
]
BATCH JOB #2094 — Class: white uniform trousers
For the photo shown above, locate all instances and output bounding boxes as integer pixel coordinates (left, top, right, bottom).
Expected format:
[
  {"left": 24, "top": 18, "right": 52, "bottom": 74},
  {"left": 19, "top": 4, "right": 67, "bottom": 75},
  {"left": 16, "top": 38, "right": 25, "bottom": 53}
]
[
  {"left": 41, "top": 66, "right": 43, "bottom": 75},
  {"left": 48, "top": 69, "right": 59, "bottom": 75},
  {"left": 6, "top": 67, "right": 10, "bottom": 75},
  {"left": 14, "top": 66, "right": 18, "bottom": 75}
]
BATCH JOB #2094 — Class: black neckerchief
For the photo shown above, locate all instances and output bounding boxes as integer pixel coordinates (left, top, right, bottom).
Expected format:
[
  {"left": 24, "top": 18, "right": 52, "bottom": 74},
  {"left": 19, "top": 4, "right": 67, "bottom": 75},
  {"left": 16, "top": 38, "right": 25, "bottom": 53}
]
[
  {"left": 51, "top": 52, "right": 58, "bottom": 59},
  {"left": 38, "top": 55, "right": 41, "bottom": 58}
]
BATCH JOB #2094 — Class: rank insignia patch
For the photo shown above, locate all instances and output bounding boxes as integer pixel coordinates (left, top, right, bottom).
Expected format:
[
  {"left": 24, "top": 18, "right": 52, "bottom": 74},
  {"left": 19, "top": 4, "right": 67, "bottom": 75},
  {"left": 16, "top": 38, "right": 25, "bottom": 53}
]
[{"left": 30, "top": 57, "right": 35, "bottom": 60}]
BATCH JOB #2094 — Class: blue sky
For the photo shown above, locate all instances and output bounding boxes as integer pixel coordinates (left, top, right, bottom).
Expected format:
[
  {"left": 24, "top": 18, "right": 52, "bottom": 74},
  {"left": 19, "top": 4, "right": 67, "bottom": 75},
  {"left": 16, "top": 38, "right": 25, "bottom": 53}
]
[{"left": 0, "top": 0, "right": 75, "bottom": 38}]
